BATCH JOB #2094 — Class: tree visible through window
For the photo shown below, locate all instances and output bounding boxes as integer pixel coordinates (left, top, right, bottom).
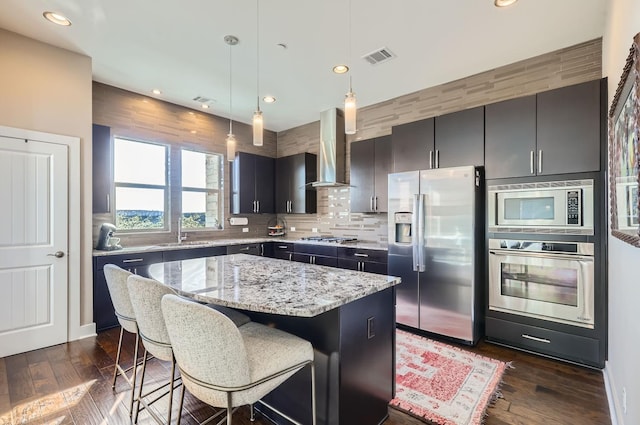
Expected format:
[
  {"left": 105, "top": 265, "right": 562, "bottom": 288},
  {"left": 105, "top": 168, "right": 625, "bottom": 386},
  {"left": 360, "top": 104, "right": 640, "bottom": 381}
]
[
  {"left": 181, "top": 149, "right": 223, "bottom": 229},
  {"left": 114, "top": 138, "right": 167, "bottom": 230}
]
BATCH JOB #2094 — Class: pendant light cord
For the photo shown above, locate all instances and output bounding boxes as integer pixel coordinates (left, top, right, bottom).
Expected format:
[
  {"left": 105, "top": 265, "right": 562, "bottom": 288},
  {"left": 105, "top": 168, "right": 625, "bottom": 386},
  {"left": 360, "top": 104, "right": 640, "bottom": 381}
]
[
  {"left": 229, "top": 41, "right": 233, "bottom": 134},
  {"left": 256, "top": 0, "right": 261, "bottom": 112},
  {"left": 348, "top": 0, "right": 352, "bottom": 91}
]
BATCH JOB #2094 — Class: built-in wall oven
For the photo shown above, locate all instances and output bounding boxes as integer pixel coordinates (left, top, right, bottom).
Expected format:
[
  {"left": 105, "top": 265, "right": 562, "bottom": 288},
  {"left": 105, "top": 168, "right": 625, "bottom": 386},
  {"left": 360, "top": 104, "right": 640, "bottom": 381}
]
[{"left": 488, "top": 239, "right": 594, "bottom": 329}]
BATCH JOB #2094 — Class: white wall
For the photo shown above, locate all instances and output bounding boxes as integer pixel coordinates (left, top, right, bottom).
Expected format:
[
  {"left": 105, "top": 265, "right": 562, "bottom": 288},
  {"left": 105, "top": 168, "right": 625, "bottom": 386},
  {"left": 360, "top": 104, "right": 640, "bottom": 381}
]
[
  {"left": 0, "top": 29, "right": 94, "bottom": 337},
  {"left": 602, "top": 2, "right": 640, "bottom": 424}
]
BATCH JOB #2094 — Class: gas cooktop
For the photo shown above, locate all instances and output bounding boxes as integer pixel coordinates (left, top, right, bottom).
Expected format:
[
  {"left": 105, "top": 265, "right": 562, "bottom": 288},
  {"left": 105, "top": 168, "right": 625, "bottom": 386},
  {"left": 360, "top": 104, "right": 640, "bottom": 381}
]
[{"left": 300, "top": 236, "right": 358, "bottom": 244}]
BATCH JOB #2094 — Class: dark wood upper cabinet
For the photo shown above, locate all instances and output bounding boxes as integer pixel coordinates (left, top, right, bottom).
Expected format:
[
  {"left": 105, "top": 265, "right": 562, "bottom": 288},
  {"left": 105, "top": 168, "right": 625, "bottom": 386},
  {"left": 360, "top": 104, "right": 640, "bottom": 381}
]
[
  {"left": 434, "top": 106, "right": 485, "bottom": 168},
  {"left": 391, "top": 118, "right": 434, "bottom": 173},
  {"left": 485, "top": 95, "right": 537, "bottom": 179},
  {"left": 536, "top": 79, "right": 602, "bottom": 175},
  {"left": 92, "top": 124, "right": 113, "bottom": 213},
  {"left": 275, "top": 153, "right": 317, "bottom": 214},
  {"left": 485, "top": 79, "right": 604, "bottom": 178},
  {"left": 231, "top": 152, "right": 275, "bottom": 214},
  {"left": 391, "top": 107, "right": 483, "bottom": 172},
  {"left": 350, "top": 136, "right": 391, "bottom": 213}
]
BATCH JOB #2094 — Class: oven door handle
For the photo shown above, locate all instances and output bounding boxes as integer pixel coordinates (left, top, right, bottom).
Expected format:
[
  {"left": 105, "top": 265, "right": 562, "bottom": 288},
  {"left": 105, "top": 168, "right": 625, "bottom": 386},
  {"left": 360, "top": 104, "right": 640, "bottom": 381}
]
[{"left": 489, "top": 250, "right": 593, "bottom": 262}]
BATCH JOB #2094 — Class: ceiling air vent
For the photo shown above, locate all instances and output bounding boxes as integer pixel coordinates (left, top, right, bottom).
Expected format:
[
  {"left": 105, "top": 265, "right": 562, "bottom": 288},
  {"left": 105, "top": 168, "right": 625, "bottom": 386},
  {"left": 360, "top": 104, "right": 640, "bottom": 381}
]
[
  {"left": 193, "top": 96, "right": 215, "bottom": 106},
  {"left": 362, "top": 47, "right": 396, "bottom": 65}
]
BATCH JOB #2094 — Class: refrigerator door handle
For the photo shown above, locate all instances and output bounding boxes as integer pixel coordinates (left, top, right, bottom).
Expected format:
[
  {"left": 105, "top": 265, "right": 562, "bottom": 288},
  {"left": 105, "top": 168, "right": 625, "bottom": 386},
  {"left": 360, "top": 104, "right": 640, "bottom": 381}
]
[
  {"left": 417, "top": 193, "right": 426, "bottom": 272},
  {"left": 412, "top": 194, "right": 420, "bottom": 271}
]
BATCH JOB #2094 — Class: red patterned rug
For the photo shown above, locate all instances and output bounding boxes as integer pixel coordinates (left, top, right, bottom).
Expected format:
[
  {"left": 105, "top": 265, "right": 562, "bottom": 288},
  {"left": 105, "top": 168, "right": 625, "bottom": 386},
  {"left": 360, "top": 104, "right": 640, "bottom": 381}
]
[{"left": 390, "top": 330, "right": 509, "bottom": 425}]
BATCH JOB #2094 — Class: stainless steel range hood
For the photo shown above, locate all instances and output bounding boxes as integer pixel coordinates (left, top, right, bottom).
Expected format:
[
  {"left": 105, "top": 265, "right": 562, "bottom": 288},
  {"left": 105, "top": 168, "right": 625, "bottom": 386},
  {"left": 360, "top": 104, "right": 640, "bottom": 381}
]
[{"left": 311, "top": 108, "right": 347, "bottom": 187}]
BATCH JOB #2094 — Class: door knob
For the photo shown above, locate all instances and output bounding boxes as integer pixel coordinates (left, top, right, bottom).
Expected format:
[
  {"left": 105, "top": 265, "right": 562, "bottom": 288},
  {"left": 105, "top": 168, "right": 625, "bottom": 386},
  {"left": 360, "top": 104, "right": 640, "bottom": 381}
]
[{"left": 47, "top": 251, "right": 65, "bottom": 258}]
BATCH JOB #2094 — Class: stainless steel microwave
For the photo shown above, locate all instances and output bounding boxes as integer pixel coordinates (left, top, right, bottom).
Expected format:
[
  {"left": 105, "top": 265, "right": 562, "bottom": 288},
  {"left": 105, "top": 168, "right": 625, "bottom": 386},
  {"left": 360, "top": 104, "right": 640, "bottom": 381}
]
[{"left": 488, "top": 179, "right": 594, "bottom": 235}]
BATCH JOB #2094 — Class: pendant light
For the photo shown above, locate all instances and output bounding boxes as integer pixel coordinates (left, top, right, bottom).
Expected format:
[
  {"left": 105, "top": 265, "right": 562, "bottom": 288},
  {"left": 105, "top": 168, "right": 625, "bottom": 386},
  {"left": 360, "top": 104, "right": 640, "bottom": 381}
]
[
  {"left": 225, "top": 35, "right": 238, "bottom": 162},
  {"left": 252, "top": 0, "right": 264, "bottom": 146},
  {"left": 344, "top": 0, "right": 357, "bottom": 135}
]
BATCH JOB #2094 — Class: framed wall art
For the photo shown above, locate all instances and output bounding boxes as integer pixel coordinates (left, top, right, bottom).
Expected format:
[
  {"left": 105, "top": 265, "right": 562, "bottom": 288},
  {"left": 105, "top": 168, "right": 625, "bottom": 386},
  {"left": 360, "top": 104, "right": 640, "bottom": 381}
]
[{"left": 609, "top": 32, "right": 640, "bottom": 247}]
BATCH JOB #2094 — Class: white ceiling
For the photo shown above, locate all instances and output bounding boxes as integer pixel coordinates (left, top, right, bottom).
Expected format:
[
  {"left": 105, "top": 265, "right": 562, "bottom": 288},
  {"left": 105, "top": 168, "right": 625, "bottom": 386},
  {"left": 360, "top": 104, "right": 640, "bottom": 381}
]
[{"left": 0, "top": 0, "right": 608, "bottom": 132}]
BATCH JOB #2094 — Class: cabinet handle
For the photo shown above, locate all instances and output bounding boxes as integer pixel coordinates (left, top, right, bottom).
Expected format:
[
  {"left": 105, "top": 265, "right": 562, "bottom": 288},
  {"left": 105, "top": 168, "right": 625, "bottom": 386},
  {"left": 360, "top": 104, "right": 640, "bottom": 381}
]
[
  {"left": 260, "top": 244, "right": 264, "bottom": 256},
  {"left": 522, "top": 334, "right": 550, "bottom": 344},
  {"left": 370, "top": 197, "right": 374, "bottom": 212},
  {"left": 288, "top": 253, "right": 292, "bottom": 261},
  {"left": 429, "top": 150, "right": 434, "bottom": 169},
  {"left": 252, "top": 200, "right": 256, "bottom": 213},
  {"left": 257, "top": 200, "right": 260, "bottom": 213},
  {"left": 357, "top": 262, "right": 361, "bottom": 271},
  {"left": 289, "top": 200, "right": 293, "bottom": 213},
  {"left": 530, "top": 151, "right": 535, "bottom": 174},
  {"left": 106, "top": 194, "right": 111, "bottom": 213},
  {"left": 122, "top": 258, "right": 144, "bottom": 263},
  {"left": 435, "top": 149, "right": 440, "bottom": 169},
  {"left": 240, "top": 246, "right": 250, "bottom": 251},
  {"left": 354, "top": 253, "right": 369, "bottom": 258},
  {"left": 374, "top": 196, "right": 378, "bottom": 211},
  {"left": 538, "top": 150, "right": 543, "bottom": 174},
  {"left": 278, "top": 245, "right": 288, "bottom": 249}
]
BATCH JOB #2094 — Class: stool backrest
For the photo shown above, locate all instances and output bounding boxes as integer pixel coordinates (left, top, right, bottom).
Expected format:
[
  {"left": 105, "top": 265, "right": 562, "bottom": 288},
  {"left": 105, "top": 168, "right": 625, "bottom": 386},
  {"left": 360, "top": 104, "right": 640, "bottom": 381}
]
[
  {"left": 127, "top": 275, "right": 175, "bottom": 361},
  {"left": 161, "top": 294, "right": 251, "bottom": 388},
  {"left": 103, "top": 264, "right": 136, "bottom": 333}
]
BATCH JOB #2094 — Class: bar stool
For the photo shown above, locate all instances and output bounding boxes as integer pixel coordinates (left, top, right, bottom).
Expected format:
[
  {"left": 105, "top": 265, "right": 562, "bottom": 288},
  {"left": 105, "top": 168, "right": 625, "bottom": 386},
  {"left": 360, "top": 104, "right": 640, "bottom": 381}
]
[
  {"left": 103, "top": 264, "right": 142, "bottom": 416},
  {"left": 161, "top": 294, "right": 317, "bottom": 425},
  {"left": 127, "top": 274, "right": 181, "bottom": 424}
]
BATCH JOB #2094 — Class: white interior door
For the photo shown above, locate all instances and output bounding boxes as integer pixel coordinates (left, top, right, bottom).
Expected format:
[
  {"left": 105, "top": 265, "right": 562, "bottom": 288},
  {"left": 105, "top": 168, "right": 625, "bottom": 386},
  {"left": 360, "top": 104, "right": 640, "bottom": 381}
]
[{"left": 0, "top": 136, "right": 68, "bottom": 357}]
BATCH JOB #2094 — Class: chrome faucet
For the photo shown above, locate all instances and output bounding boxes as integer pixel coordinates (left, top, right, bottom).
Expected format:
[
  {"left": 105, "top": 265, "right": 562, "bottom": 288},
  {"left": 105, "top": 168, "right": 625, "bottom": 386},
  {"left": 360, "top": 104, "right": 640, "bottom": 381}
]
[{"left": 177, "top": 217, "right": 187, "bottom": 243}]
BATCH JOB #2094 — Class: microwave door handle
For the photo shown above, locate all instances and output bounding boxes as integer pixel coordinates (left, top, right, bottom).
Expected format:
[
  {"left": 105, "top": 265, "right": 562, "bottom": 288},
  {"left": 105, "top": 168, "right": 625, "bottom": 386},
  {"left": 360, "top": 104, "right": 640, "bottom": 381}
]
[
  {"left": 412, "top": 194, "right": 420, "bottom": 271},
  {"left": 417, "top": 194, "right": 426, "bottom": 272}
]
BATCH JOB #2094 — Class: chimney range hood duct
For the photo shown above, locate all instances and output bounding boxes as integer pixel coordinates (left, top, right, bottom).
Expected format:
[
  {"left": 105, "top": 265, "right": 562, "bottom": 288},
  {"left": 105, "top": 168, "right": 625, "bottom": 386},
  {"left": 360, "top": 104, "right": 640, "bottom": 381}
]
[{"left": 312, "top": 108, "right": 347, "bottom": 187}]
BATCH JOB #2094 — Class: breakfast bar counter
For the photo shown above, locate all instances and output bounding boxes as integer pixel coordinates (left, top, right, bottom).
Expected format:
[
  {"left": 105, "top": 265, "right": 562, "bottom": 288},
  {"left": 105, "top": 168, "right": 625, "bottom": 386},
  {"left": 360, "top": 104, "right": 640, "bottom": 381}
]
[{"left": 147, "top": 254, "right": 400, "bottom": 425}]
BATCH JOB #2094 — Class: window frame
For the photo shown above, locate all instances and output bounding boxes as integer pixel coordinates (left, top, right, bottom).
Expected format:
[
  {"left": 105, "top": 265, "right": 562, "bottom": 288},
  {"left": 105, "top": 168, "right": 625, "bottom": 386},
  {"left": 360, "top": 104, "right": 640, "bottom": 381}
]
[
  {"left": 180, "top": 148, "right": 225, "bottom": 231},
  {"left": 112, "top": 136, "right": 170, "bottom": 233}
]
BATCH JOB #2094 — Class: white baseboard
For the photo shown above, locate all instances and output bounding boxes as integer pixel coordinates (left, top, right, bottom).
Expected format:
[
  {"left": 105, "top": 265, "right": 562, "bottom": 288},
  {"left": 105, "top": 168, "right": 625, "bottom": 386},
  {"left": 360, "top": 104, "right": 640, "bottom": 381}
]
[
  {"left": 70, "top": 323, "right": 97, "bottom": 341},
  {"left": 604, "top": 361, "right": 622, "bottom": 425}
]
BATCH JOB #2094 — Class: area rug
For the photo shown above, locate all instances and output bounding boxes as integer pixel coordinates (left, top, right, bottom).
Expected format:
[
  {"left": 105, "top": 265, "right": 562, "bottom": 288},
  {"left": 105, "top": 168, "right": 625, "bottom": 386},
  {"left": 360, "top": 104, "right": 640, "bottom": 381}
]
[{"left": 390, "top": 330, "right": 510, "bottom": 425}]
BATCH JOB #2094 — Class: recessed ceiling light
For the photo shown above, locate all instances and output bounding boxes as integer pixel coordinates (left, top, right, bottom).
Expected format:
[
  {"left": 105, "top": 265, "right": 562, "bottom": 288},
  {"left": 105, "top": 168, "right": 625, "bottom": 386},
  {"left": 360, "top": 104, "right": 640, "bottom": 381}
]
[
  {"left": 263, "top": 96, "right": 276, "bottom": 103},
  {"left": 201, "top": 104, "right": 209, "bottom": 109},
  {"left": 43, "top": 11, "right": 72, "bottom": 26},
  {"left": 333, "top": 65, "right": 349, "bottom": 74},
  {"left": 494, "top": 0, "right": 518, "bottom": 7},
  {"left": 190, "top": 130, "right": 197, "bottom": 134},
  {"left": 152, "top": 89, "right": 162, "bottom": 95}
]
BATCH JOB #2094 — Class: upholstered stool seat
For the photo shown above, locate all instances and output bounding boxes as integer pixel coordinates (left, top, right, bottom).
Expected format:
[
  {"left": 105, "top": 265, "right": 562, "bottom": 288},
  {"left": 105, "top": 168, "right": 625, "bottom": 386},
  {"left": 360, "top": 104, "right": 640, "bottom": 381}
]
[{"left": 161, "top": 294, "right": 316, "bottom": 425}]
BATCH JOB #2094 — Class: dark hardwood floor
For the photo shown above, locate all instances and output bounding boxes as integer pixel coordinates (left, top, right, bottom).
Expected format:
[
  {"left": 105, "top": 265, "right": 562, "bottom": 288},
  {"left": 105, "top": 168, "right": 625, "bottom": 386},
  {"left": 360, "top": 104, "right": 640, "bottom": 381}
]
[{"left": 0, "top": 327, "right": 610, "bottom": 425}]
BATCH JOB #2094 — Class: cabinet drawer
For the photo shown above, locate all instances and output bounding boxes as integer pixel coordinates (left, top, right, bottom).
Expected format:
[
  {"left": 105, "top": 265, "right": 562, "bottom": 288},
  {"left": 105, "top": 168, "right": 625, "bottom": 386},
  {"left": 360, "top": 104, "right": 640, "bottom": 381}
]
[
  {"left": 227, "top": 244, "right": 261, "bottom": 255},
  {"left": 337, "top": 258, "right": 388, "bottom": 275},
  {"left": 486, "top": 317, "right": 601, "bottom": 367},
  {"left": 337, "top": 247, "right": 387, "bottom": 263},
  {"left": 273, "top": 242, "right": 294, "bottom": 252},
  {"left": 163, "top": 246, "right": 226, "bottom": 262},
  {"left": 292, "top": 253, "right": 337, "bottom": 267},
  {"left": 95, "top": 251, "right": 164, "bottom": 270},
  {"left": 294, "top": 243, "right": 338, "bottom": 257}
]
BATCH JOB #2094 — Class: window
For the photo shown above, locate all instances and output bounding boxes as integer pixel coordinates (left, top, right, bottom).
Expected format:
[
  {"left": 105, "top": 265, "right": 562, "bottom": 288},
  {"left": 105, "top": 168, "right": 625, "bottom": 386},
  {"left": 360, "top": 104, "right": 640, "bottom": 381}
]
[
  {"left": 181, "top": 149, "right": 224, "bottom": 229},
  {"left": 114, "top": 138, "right": 168, "bottom": 230}
]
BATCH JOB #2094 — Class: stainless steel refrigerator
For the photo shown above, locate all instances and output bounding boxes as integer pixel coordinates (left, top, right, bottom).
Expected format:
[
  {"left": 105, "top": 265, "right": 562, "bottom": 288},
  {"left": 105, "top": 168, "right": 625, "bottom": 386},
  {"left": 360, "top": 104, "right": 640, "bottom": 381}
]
[{"left": 388, "top": 166, "right": 483, "bottom": 344}]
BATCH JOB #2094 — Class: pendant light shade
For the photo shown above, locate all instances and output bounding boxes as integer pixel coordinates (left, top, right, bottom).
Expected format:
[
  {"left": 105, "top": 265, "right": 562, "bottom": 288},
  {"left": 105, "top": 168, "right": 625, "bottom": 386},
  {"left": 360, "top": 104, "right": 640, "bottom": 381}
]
[
  {"left": 344, "top": 84, "right": 357, "bottom": 135},
  {"left": 252, "top": 106, "right": 263, "bottom": 146},
  {"left": 226, "top": 132, "right": 236, "bottom": 160}
]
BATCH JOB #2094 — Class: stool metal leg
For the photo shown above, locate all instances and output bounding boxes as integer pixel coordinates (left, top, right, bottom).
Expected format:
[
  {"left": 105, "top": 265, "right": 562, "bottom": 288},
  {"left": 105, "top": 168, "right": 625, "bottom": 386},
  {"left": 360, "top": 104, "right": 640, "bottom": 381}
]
[
  {"left": 133, "top": 348, "right": 148, "bottom": 424},
  {"left": 227, "top": 392, "right": 233, "bottom": 425},
  {"left": 166, "top": 357, "right": 177, "bottom": 425},
  {"left": 112, "top": 327, "right": 125, "bottom": 389},
  {"left": 129, "top": 331, "right": 141, "bottom": 417},
  {"left": 176, "top": 383, "right": 185, "bottom": 425}
]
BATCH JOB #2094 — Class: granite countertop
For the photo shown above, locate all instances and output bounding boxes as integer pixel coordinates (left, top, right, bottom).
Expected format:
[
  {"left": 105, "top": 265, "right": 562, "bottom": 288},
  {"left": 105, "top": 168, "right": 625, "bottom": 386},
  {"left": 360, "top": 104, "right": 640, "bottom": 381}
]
[
  {"left": 93, "top": 237, "right": 387, "bottom": 256},
  {"left": 147, "top": 254, "right": 400, "bottom": 317}
]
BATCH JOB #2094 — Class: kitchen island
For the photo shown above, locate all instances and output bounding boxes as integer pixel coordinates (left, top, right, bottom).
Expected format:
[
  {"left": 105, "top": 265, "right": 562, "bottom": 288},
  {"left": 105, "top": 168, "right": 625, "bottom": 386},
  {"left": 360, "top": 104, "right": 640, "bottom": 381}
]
[{"left": 147, "top": 254, "right": 400, "bottom": 425}]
